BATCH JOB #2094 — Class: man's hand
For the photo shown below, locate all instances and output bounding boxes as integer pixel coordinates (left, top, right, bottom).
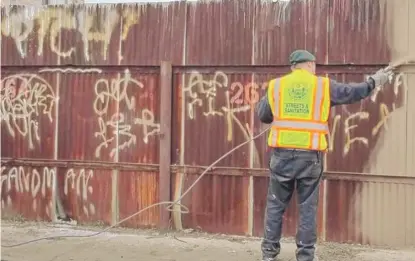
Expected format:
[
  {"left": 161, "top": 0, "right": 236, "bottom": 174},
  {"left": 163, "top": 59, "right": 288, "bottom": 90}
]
[{"left": 369, "top": 68, "right": 394, "bottom": 88}]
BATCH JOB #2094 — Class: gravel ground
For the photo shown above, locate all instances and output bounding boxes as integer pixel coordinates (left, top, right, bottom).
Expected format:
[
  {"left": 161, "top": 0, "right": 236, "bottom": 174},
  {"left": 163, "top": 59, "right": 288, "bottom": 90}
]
[{"left": 1, "top": 220, "right": 415, "bottom": 261}]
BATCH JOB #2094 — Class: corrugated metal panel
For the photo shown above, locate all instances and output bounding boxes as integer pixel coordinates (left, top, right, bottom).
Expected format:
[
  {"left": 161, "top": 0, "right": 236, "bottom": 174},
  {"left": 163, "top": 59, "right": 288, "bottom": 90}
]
[
  {"left": 57, "top": 69, "right": 160, "bottom": 163},
  {"left": 185, "top": 0, "right": 255, "bottom": 65},
  {"left": 57, "top": 167, "right": 112, "bottom": 224},
  {"left": 120, "top": 2, "right": 186, "bottom": 66},
  {"left": 253, "top": 0, "right": 329, "bottom": 65},
  {"left": 57, "top": 70, "right": 117, "bottom": 162},
  {"left": 118, "top": 171, "right": 159, "bottom": 228},
  {"left": 325, "top": 177, "right": 415, "bottom": 247},
  {"left": 175, "top": 173, "right": 250, "bottom": 235},
  {"left": 328, "top": 0, "right": 389, "bottom": 64}
]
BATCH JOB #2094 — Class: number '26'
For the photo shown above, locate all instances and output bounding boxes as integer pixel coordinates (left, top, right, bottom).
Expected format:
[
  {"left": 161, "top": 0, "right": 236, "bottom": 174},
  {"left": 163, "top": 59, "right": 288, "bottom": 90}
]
[{"left": 229, "top": 82, "right": 268, "bottom": 105}]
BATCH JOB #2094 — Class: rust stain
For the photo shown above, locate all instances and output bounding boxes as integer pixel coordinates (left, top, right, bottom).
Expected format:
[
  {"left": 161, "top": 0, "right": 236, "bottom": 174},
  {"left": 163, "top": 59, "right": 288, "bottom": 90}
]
[{"left": 118, "top": 171, "right": 159, "bottom": 228}]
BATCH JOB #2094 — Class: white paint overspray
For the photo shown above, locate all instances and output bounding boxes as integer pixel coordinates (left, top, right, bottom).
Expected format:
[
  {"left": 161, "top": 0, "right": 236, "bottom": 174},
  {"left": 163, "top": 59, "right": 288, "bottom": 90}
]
[{"left": 355, "top": 0, "right": 415, "bottom": 247}]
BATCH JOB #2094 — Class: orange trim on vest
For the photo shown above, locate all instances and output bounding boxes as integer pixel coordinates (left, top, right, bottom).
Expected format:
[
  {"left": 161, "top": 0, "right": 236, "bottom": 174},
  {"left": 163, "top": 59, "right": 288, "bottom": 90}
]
[{"left": 267, "top": 71, "right": 330, "bottom": 151}]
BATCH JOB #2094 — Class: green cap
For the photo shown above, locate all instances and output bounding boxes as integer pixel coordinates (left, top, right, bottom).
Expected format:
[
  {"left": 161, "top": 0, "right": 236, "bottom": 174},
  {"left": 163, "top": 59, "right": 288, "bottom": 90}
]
[{"left": 289, "top": 50, "right": 316, "bottom": 65}]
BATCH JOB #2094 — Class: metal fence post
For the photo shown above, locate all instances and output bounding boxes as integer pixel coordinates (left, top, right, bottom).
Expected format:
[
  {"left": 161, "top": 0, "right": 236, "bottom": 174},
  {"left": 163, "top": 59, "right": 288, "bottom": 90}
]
[{"left": 159, "top": 61, "right": 173, "bottom": 229}]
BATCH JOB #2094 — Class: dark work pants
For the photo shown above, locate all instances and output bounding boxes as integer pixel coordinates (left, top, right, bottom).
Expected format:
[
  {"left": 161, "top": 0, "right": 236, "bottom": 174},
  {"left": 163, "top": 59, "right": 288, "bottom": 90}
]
[{"left": 261, "top": 148, "right": 324, "bottom": 261}]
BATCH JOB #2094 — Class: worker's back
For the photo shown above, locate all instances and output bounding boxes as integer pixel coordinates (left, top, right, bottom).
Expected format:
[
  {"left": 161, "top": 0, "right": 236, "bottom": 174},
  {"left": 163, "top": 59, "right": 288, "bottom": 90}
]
[{"left": 266, "top": 69, "right": 330, "bottom": 151}]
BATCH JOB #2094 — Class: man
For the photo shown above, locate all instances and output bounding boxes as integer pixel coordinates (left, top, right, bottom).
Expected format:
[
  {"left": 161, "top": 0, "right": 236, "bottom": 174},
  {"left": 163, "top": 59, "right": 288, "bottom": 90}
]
[{"left": 256, "top": 50, "right": 393, "bottom": 261}]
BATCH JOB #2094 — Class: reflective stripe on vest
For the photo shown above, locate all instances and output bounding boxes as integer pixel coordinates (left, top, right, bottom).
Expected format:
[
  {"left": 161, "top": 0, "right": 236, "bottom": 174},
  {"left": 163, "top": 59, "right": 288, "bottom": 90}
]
[
  {"left": 269, "top": 76, "right": 327, "bottom": 149},
  {"left": 272, "top": 120, "right": 328, "bottom": 132}
]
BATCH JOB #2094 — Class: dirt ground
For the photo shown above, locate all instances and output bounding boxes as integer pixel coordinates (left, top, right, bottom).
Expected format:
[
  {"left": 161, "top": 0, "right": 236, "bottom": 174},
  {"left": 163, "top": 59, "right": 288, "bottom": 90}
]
[{"left": 1, "top": 220, "right": 415, "bottom": 261}]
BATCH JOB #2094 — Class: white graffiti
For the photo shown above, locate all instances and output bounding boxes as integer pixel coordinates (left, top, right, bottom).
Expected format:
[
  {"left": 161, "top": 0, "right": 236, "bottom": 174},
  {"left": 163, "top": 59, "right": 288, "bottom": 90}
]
[
  {"left": 1, "top": 10, "right": 34, "bottom": 58},
  {"left": 0, "top": 74, "right": 57, "bottom": 149},
  {"left": 184, "top": 71, "right": 229, "bottom": 120},
  {"left": 93, "top": 69, "right": 160, "bottom": 159},
  {"left": 0, "top": 166, "right": 97, "bottom": 217},
  {"left": 93, "top": 69, "right": 140, "bottom": 116},
  {"left": 134, "top": 109, "right": 161, "bottom": 143},
  {"left": 182, "top": 71, "right": 260, "bottom": 165},
  {"left": 38, "top": 68, "right": 103, "bottom": 74},
  {"left": 1, "top": 6, "right": 140, "bottom": 61},
  {"left": 64, "top": 168, "right": 95, "bottom": 217},
  {"left": 0, "top": 166, "right": 55, "bottom": 214}
]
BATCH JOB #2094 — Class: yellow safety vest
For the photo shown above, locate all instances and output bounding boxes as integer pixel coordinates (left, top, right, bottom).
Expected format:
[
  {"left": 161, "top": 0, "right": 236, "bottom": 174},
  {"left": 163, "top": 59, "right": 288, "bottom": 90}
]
[{"left": 266, "top": 69, "right": 331, "bottom": 151}]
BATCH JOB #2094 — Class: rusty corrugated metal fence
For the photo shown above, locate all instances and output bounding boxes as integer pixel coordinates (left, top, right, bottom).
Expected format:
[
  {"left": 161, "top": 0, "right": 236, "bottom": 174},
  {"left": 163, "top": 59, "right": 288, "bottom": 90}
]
[{"left": 1, "top": 0, "right": 414, "bottom": 247}]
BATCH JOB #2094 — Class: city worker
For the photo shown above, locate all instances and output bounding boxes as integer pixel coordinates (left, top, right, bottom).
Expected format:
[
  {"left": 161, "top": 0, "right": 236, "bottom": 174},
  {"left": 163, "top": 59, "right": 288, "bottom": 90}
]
[{"left": 256, "top": 50, "right": 393, "bottom": 261}]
